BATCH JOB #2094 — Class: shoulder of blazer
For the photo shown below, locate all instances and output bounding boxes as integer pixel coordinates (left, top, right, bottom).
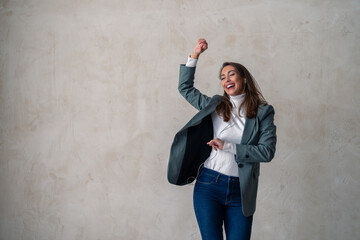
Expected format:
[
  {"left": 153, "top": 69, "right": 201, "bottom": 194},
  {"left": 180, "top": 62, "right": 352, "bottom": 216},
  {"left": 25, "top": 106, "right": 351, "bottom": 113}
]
[
  {"left": 202, "top": 95, "right": 223, "bottom": 112},
  {"left": 197, "top": 94, "right": 222, "bottom": 112},
  {"left": 210, "top": 95, "right": 223, "bottom": 104},
  {"left": 256, "top": 104, "right": 275, "bottom": 120},
  {"left": 176, "top": 94, "right": 222, "bottom": 132}
]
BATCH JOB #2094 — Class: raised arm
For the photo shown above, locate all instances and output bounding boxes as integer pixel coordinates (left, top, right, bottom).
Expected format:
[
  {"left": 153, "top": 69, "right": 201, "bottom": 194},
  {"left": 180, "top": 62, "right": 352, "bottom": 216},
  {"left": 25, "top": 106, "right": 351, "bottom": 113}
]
[{"left": 178, "top": 39, "right": 212, "bottom": 111}]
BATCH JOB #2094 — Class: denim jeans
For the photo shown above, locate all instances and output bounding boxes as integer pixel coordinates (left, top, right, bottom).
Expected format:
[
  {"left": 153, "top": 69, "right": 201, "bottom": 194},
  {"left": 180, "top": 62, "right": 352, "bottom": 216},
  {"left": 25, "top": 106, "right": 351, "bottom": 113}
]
[{"left": 193, "top": 167, "right": 253, "bottom": 240}]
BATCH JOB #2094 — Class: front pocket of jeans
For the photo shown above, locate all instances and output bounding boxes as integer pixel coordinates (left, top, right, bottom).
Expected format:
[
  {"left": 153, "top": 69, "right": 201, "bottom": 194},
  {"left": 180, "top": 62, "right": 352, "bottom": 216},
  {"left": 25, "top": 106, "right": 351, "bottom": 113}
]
[{"left": 196, "top": 173, "right": 217, "bottom": 184}]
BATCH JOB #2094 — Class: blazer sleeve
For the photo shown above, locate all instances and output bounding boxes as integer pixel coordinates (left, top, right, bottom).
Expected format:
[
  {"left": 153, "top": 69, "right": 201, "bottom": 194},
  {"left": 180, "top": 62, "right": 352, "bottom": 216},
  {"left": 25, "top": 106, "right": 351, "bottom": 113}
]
[
  {"left": 178, "top": 64, "right": 212, "bottom": 111},
  {"left": 235, "top": 105, "right": 277, "bottom": 163}
]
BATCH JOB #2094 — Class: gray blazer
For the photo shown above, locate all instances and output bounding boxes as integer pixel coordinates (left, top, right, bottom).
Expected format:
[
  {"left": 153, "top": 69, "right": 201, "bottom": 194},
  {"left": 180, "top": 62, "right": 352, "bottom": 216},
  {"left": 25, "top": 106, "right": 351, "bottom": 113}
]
[{"left": 168, "top": 65, "right": 277, "bottom": 217}]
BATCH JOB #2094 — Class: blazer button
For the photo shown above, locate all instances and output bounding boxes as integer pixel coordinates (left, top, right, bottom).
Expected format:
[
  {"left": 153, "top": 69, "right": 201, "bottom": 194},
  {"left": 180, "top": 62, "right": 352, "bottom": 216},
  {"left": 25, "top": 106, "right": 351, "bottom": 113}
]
[
  {"left": 238, "top": 163, "right": 244, "bottom": 168},
  {"left": 245, "top": 154, "right": 249, "bottom": 158}
]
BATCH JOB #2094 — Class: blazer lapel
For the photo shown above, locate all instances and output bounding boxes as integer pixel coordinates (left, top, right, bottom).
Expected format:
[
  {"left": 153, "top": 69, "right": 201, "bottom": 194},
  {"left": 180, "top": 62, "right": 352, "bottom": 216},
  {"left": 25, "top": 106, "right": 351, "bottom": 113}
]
[{"left": 241, "top": 117, "right": 256, "bottom": 144}]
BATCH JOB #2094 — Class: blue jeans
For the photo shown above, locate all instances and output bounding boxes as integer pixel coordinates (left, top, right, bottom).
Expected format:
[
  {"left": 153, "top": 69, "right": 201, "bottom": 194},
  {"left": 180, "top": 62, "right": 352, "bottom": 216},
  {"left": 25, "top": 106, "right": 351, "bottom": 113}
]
[{"left": 193, "top": 168, "right": 253, "bottom": 240}]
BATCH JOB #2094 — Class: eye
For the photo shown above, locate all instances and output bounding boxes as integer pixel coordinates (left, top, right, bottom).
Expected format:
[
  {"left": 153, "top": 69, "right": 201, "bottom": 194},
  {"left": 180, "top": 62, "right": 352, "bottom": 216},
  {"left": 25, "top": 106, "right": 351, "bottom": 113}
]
[
  {"left": 220, "top": 77, "right": 225, "bottom": 81},
  {"left": 230, "top": 73, "right": 235, "bottom": 77}
]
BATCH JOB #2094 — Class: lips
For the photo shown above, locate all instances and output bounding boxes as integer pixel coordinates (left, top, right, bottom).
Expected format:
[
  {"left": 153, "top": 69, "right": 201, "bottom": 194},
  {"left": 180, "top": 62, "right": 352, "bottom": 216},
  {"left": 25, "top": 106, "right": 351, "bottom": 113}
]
[{"left": 226, "top": 84, "right": 235, "bottom": 89}]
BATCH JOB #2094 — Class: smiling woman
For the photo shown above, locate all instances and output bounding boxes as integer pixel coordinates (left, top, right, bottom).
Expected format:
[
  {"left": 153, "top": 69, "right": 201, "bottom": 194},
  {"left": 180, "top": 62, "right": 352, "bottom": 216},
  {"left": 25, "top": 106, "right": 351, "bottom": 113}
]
[
  {"left": 167, "top": 39, "right": 277, "bottom": 240},
  {"left": 220, "top": 65, "right": 244, "bottom": 96},
  {"left": 216, "top": 62, "right": 268, "bottom": 122}
]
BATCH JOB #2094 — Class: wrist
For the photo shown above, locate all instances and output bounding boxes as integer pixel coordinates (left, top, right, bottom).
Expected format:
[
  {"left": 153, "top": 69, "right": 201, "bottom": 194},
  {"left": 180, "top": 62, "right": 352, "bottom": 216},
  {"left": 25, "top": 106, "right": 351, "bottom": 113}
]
[{"left": 191, "top": 52, "right": 200, "bottom": 59}]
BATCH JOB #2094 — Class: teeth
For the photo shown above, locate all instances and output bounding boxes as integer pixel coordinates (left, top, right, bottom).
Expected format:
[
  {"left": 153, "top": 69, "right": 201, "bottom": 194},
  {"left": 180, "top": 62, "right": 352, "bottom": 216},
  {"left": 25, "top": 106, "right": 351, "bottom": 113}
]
[{"left": 227, "top": 84, "right": 234, "bottom": 89}]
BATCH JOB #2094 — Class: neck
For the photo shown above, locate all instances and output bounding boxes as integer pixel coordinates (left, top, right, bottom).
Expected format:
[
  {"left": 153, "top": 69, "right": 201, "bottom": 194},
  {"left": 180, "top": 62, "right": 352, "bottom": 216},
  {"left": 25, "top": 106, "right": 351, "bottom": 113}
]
[{"left": 230, "top": 93, "right": 245, "bottom": 99}]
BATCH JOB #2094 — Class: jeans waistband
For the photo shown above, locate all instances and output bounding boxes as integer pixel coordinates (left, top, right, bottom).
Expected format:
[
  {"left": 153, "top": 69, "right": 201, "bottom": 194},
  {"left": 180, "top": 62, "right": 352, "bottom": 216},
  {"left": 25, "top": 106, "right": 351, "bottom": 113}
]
[{"left": 200, "top": 167, "right": 239, "bottom": 183}]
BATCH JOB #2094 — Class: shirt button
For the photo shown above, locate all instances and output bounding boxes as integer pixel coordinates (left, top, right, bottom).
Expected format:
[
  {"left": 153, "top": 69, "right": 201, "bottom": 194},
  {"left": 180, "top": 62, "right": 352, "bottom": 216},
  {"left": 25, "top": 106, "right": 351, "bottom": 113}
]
[
  {"left": 238, "top": 163, "right": 244, "bottom": 168},
  {"left": 245, "top": 154, "right": 249, "bottom": 158}
]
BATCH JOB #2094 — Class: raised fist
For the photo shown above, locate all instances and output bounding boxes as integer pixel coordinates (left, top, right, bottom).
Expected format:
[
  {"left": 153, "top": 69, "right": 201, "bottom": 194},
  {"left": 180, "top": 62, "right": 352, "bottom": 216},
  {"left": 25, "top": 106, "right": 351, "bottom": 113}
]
[{"left": 191, "top": 39, "right": 208, "bottom": 59}]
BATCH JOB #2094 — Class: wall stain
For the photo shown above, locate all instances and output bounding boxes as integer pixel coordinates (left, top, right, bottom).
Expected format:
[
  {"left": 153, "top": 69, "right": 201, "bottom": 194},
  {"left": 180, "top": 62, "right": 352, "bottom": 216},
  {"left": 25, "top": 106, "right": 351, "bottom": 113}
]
[{"left": 1, "top": 0, "right": 9, "bottom": 8}]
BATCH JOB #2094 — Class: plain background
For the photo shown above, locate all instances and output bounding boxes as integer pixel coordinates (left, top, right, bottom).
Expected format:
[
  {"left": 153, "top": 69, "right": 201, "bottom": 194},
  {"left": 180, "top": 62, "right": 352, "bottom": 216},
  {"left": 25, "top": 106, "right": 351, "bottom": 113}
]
[{"left": 1, "top": 0, "right": 359, "bottom": 239}]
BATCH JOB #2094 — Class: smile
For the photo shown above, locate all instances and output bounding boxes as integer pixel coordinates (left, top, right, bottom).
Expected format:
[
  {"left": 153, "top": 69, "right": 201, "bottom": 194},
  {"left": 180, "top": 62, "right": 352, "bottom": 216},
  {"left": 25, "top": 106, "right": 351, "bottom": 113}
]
[{"left": 226, "top": 84, "right": 235, "bottom": 89}]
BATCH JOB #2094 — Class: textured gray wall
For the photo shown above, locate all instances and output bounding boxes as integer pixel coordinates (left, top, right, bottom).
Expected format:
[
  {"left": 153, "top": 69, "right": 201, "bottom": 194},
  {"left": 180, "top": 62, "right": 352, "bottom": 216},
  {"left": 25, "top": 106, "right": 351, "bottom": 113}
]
[{"left": 1, "top": 0, "right": 359, "bottom": 239}]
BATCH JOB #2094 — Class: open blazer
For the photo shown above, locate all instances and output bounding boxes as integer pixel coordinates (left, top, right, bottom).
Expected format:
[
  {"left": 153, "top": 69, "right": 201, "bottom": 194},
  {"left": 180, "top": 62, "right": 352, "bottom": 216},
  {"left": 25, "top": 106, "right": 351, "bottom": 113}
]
[{"left": 168, "top": 65, "right": 277, "bottom": 217}]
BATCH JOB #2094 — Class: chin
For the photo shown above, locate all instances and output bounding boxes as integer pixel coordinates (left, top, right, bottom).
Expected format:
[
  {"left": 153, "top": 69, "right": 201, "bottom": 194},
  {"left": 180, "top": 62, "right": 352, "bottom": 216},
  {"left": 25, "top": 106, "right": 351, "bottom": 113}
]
[{"left": 227, "top": 91, "right": 237, "bottom": 96}]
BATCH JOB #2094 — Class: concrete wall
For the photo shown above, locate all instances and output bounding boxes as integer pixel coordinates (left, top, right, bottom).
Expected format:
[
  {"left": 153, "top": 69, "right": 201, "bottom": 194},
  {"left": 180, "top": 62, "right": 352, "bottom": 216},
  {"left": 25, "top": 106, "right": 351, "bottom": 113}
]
[{"left": 1, "top": 0, "right": 359, "bottom": 239}]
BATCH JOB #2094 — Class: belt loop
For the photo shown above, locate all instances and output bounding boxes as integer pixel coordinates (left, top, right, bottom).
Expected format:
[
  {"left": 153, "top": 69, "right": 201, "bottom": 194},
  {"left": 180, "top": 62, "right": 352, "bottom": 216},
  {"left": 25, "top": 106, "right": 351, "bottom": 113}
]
[{"left": 215, "top": 173, "right": 220, "bottom": 182}]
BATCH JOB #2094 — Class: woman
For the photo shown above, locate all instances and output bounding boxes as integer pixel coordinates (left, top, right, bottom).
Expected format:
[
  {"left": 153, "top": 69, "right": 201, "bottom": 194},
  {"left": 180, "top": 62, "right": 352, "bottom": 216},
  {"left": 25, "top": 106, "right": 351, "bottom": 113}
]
[{"left": 168, "top": 39, "right": 277, "bottom": 240}]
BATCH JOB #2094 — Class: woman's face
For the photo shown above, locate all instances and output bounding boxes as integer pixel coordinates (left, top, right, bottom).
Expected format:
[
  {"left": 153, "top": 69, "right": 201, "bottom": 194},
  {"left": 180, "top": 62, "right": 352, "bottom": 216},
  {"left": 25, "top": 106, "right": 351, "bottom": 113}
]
[{"left": 220, "top": 65, "right": 245, "bottom": 96}]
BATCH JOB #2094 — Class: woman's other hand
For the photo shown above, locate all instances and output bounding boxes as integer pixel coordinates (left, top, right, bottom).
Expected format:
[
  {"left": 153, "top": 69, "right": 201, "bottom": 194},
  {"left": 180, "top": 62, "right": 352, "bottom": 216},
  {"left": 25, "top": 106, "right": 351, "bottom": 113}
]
[
  {"left": 191, "top": 39, "right": 208, "bottom": 59},
  {"left": 207, "top": 138, "right": 224, "bottom": 151}
]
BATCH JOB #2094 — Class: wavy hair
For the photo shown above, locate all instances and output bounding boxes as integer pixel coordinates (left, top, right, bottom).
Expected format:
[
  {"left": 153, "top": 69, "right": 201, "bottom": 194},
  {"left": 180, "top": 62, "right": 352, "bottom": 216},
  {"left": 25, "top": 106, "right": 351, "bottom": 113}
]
[{"left": 215, "top": 62, "right": 267, "bottom": 121}]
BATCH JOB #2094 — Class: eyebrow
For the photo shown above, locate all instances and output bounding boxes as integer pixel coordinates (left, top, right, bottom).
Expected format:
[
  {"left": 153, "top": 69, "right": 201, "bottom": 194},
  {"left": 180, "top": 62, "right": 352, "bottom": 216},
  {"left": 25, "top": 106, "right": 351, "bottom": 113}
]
[{"left": 220, "top": 70, "right": 235, "bottom": 76}]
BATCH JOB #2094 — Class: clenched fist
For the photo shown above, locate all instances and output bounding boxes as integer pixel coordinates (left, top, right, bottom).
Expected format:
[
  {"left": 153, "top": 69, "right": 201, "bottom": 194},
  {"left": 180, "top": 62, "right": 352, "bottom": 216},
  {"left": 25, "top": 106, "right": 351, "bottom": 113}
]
[{"left": 191, "top": 39, "right": 208, "bottom": 59}]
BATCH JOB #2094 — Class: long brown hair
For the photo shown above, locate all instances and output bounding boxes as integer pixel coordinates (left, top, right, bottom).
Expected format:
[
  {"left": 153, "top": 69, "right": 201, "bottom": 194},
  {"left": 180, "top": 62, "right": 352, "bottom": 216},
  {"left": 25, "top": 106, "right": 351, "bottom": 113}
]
[{"left": 215, "top": 62, "right": 267, "bottom": 121}]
